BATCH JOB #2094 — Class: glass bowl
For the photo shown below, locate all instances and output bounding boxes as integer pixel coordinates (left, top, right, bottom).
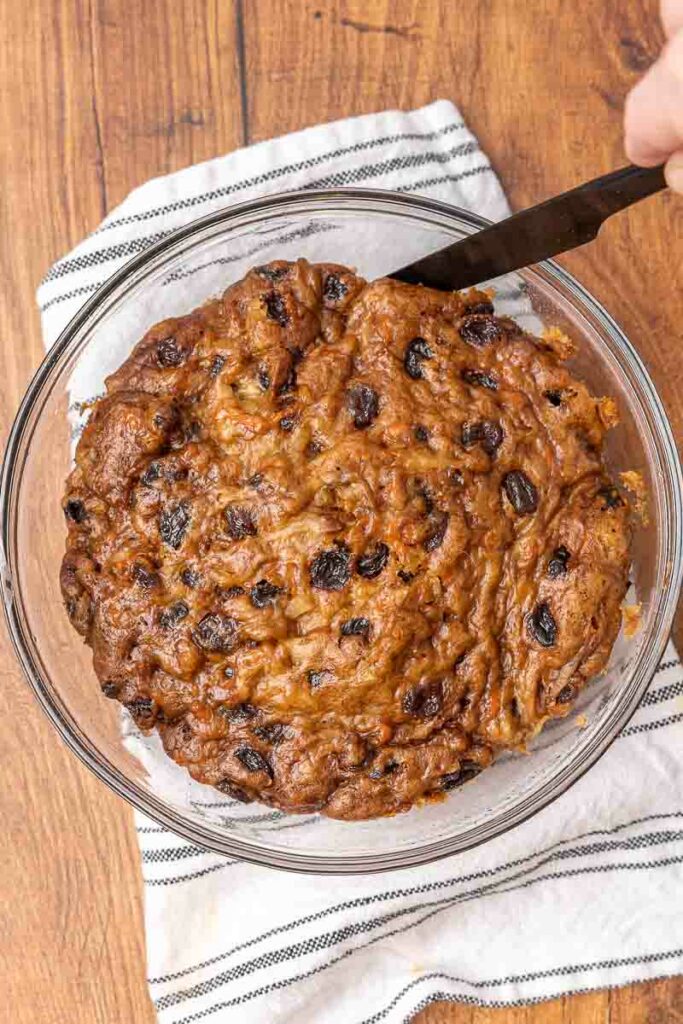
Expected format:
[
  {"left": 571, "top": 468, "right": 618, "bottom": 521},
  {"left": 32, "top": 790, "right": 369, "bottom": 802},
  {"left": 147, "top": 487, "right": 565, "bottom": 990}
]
[{"left": 2, "top": 190, "right": 681, "bottom": 874}]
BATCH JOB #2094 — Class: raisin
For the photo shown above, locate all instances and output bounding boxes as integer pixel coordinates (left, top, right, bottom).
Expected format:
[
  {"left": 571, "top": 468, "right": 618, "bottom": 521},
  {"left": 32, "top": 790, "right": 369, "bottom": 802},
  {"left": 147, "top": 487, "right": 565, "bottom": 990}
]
[
  {"left": 347, "top": 384, "right": 379, "bottom": 429},
  {"left": 503, "top": 471, "right": 538, "bottom": 514},
  {"left": 547, "top": 545, "right": 571, "bottom": 578},
  {"left": 404, "top": 337, "right": 433, "bottom": 379},
  {"left": 461, "top": 368, "right": 498, "bottom": 391},
  {"left": 459, "top": 314, "right": 502, "bottom": 347},
  {"left": 441, "top": 761, "right": 482, "bottom": 790},
  {"left": 64, "top": 499, "right": 87, "bottom": 523},
  {"left": 220, "top": 702, "right": 258, "bottom": 723},
  {"left": 403, "top": 681, "right": 443, "bottom": 718},
  {"left": 235, "top": 746, "right": 273, "bottom": 777},
  {"left": 158, "top": 601, "right": 189, "bottom": 629},
  {"left": 279, "top": 414, "right": 297, "bottom": 432},
  {"left": 224, "top": 666, "right": 235, "bottom": 679},
  {"left": 356, "top": 542, "right": 389, "bottom": 580},
  {"left": 368, "top": 759, "right": 399, "bottom": 780},
  {"left": 556, "top": 683, "right": 577, "bottom": 704},
  {"left": 181, "top": 568, "right": 200, "bottom": 588},
  {"left": 101, "top": 681, "right": 120, "bottom": 699},
  {"left": 264, "top": 291, "right": 289, "bottom": 327},
  {"left": 247, "top": 473, "right": 264, "bottom": 488},
  {"left": 397, "top": 569, "right": 415, "bottom": 584},
  {"left": 192, "top": 613, "right": 240, "bottom": 653},
  {"left": 132, "top": 563, "right": 156, "bottom": 589},
  {"left": 527, "top": 602, "right": 557, "bottom": 647},
  {"left": 413, "top": 424, "right": 430, "bottom": 443},
  {"left": 544, "top": 389, "right": 563, "bottom": 407},
  {"left": 465, "top": 300, "right": 494, "bottom": 315},
  {"left": 224, "top": 504, "right": 257, "bottom": 539},
  {"left": 141, "top": 462, "right": 162, "bottom": 485},
  {"left": 156, "top": 336, "right": 185, "bottom": 368},
  {"left": 253, "top": 722, "right": 287, "bottom": 745},
  {"left": 210, "top": 354, "right": 226, "bottom": 378},
  {"left": 255, "top": 264, "right": 289, "bottom": 282},
  {"left": 258, "top": 367, "right": 271, "bottom": 391},
  {"left": 310, "top": 544, "right": 351, "bottom": 591},
  {"left": 125, "top": 697, "right": 156, "bottom": 723},
  {"left": 597, "top": 485, "right": 624, "bottom": 510},
  {"left": 306, "top": 439, "right": 324, "bottom": 458},
  {"left": 308, "top": 669, "right": 332, "bottom": 689},
  {"left": 220, "top": 585, "right": 244, "bottom": 599},
  {"left": 323, "top": 273, "right": 348, "bottom": 303},
  {"left": 461, "top": 420, "right": 504, "bottom": 454},
  {"left": 250, "top": 579, "right": 283, "bottom": 608},
  {"left": 159, "top": 501, "right": 191, "bottom": 549},
  {"left": 340, "top": 617, "right": 371, "bottom": 640},
  {"left": 216, "top": 778, "right": 253, "bottom": 802},
  {"left": 424, "top": 511, "right": 449, "bottom": 552}
]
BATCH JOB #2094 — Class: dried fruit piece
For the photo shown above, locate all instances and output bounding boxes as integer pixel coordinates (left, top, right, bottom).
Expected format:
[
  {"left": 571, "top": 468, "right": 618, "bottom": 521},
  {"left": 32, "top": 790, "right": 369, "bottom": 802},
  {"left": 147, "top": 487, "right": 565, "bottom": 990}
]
[
  {"left": 141, "top": 461, "right": 161, "bottom": 485},
  {"left": 222, "top": 585, "right": 245, "bottom": 598},
  {"left": 310, "top": 544, "right": 351, "bottom": 591},
  {"left": 547, "top": 546, "right": 570, "bottom": 578},
  {"left": 413, "top": 424, "right": 430, "bottom": 442},
  {"left": 368, "top": 759, "right": 399, "bottom": 780},
  {"left": 340, "top": 617, "right": 371, "bottom": 640},
  {"left": 253, "top": 722, "right": 287, "bottom": 745},
  {"left": 156, "top": 335, "right": 185, "bottom": 368},
  {"left": 461, "top": 368, "right": 498, "bottom": 391},
  {"left": 465, "top": 300, "right": 494, "bottom": 315},
  {"left": 279, "top": 414, "right": 297, "bottom": 432},
  {"left": 216, "top": 778, "right": 253, "bottom": 802},
  {"left": 544, "top": 389, "right": 563, "bottom": 407},
  {"left": 255, "top": 265, "right": 289, "bottom": 282},
  {"left": 64, "top": 499, "right": 87, "bottom": 523},
  {"left": 356, "top": 542, "right": 389, "bottom": 580},
  {"left": 403, "top": 681, "right": 443, "bottom": 718},
  {"left": 461, "top": 420, "right": 503, "bottom": 455},
  {"left": 323, "top": 273, "right": 348, "bottom": 303},
  {"left": 424, "top": 510, "right": 449, "bottom": 552},
  {"left": 308, "top": 669, "right": 332, "bottom": 689},
  {"left": 235, "top": 746, "right": 273, "bottom": 778},
  {"left": 264, "top": 291, "right": 289, "bottom": 327},
  {"left": 224, "top": 504, "right": 257, "bottom": 540},
  {"left": 527, "top": 602, "right": 557, "bottom": 647},
  {"left": 250, "top": 579, "right": 283, "bottom": 608},
  {"left": 397, "top": 569, "right": 415, "bottom": 584},
  {"left": 192, "top": 613, "right": 240, "bottom": 653},
  {"left": 258, "top": 367, "right": 271, "bottom": 391},
  {"left": 346, "top": 384, "right": 379, "bottom": 429},
  {"left": 404, "top": 337, "right": 433, "bottom": 379},
  {"left": 503, "top": 471, "right": 538, "bottom": 515},
  {"left": 440, "top": 761, "right": 482, "bottom": 790},
  {"left": 125, "top": 697, "right": 156, "bottom": 724},
  {"left": 159, "top": 601, "right": 189, "bottom": 629},
  {"left": 181, "top": 568, "right": 200, "bottom": 588},
  {"left": 209, "top": 354, "right": 226, "bottom": 377},
  {"left": 556, "top": 683, "right": 576, "bottom": 704},
  {"left": 159, "top": 501, "right": 191, "bottom": 549},
  {"left": 221, "top": 702, "right": 258, "bottom": 723},
  {"left": 459, "top": 314, "right": 502, "bottom": 347},
  {"left": 101, "top": 681, "right": 119, "bottom": 699}
]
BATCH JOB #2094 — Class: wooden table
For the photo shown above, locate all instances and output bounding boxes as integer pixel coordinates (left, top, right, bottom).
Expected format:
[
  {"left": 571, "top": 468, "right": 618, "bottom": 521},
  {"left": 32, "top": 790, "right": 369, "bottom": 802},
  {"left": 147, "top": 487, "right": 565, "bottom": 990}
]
[{"left": 0, "top": 2, "right": 681, "bottom": 1021}]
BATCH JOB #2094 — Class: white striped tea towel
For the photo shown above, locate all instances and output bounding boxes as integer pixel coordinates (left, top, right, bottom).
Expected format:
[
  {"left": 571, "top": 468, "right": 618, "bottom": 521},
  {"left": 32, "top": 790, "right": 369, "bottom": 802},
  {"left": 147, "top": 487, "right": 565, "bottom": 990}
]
[{"left": 38, "top": 101, "right": 683, "bottom": 1023}]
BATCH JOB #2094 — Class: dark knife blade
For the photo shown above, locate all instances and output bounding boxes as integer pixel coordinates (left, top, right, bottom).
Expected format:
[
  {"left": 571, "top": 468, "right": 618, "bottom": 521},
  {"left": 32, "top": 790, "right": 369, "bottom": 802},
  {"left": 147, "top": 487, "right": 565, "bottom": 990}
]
[{"left": 389, "top": 164, "right": 667, "bottom": 292}]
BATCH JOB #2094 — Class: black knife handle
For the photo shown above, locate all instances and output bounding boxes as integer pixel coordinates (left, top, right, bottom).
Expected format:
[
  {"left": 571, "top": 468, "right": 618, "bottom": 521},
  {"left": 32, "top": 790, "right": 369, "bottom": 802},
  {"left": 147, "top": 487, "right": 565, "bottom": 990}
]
[{"left": 390, "top": 164, "right": 667, "bottom": 292}]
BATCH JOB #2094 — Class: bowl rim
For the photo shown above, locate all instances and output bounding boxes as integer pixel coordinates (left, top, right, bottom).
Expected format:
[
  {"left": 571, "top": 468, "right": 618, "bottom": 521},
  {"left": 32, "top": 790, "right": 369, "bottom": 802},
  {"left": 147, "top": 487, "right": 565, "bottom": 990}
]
[{"left": 2, "top": 187, "right": 682, "bottom": 873}]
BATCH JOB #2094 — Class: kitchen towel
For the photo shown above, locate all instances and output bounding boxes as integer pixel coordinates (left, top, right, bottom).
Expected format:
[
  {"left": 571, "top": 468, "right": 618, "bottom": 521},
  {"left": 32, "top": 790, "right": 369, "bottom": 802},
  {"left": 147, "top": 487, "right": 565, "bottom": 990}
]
[{"left": 38, "top": 100, "right": 683, "bottom": 1023}]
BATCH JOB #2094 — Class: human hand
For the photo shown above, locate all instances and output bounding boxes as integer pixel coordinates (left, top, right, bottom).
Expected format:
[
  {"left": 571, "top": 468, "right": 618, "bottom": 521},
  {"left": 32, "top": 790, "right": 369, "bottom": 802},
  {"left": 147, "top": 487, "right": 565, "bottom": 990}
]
[{"left": 624, "top": 0, "right": 683, "bottom": 192}]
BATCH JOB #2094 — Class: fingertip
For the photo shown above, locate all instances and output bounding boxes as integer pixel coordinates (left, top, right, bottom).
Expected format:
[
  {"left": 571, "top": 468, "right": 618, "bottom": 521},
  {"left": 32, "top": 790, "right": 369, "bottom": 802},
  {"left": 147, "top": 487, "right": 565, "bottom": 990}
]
[{"left": 664, "top": 150, "right": 683, "bottom": 192}]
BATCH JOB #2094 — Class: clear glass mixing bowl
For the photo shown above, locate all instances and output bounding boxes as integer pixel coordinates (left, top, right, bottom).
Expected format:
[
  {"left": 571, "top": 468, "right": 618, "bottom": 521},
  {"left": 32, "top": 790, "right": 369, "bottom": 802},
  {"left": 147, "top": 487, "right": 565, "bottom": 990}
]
[{"left": 1, "top": 190, "right": 681, "bottom": 873}]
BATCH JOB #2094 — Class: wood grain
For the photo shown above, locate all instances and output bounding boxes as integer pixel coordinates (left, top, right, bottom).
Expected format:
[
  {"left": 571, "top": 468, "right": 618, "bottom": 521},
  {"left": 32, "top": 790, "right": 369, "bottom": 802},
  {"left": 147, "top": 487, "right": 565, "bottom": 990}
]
[{"left": 0, "top": 2, "right": 680, "bottom": 1022}]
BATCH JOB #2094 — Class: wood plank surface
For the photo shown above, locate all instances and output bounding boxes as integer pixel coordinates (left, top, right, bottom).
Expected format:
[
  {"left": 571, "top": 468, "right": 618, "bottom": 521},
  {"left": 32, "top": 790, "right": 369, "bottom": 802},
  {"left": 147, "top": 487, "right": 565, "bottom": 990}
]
[{"left": 0, "top": 2, "right": 680, "bottom": 1022}]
